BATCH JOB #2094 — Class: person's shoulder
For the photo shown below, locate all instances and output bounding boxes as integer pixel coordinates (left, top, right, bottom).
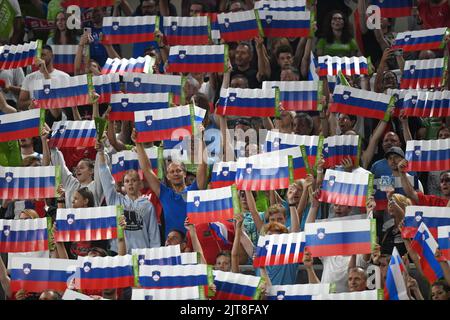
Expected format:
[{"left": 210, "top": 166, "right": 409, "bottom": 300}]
[{"left": 52, "top": 69, "right": 70, "bottom": 78}]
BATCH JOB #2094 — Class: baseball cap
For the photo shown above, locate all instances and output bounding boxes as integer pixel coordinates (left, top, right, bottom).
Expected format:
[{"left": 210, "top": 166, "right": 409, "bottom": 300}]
[{"left": 385, "top": 146, "right": 405, "bottom": 159}]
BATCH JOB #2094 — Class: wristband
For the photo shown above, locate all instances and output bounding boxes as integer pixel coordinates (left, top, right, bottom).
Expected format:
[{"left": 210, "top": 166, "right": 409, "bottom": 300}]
[{"left": 289, "top": 203, "right": 296, "bottom": 207}]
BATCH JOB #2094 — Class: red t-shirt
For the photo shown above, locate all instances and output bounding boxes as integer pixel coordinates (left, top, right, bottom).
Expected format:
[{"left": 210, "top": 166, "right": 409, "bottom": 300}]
[
  {"left": 416, "top": 191, "right": 449, "bottom": 207},
  {"left": 141, "top": 188, "right": 163, "bottom": 224},
  {"left": 60, "top": 147, "right": 97, "bottom": 171},
  {"left": 418, "top": 0, "right": 450, "bottom": 28}
]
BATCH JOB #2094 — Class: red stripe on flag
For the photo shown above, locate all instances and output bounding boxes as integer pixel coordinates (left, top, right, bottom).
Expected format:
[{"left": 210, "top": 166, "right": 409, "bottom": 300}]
[
  {"left": 187, "top": 208, "right": 234, "bottom": 225},
  {"left": 109, "top": 111, "right": 135, "bottom": 121},
  {"left": 400, "top": 77, "right": 442, "bottom": 89},
  {"left": 35, "top": 95, "right": 91, "bottom": 109},
  {"left": 11, "top": 280, "right": 68, "bottom": 293},
  {"left": 324, "top": 155, "right": 359, "bottom": 169},
  {"left": 282, "top": 100, "right": 317, "bottom": 112},
  {"left": 236, "top": 177, "right": 290, "bottom": 191},
  {"left": 136, "top": 125, "right": 192, "bottom": 143},
  {"left": 78, "top": 276, "right": 134, "bottom": 290},
  {"left": 54, "top": 228, "right": 118, "bottom": 242},
  {"left": 402, "top": 226, "right": 438, "bottom": 239},
  {"left": 330, "top": 102, "right": 387, "bottom": 120},
  {"left": 165, "top": 35, "right": 210, "bottom": 46},
  {"left": 403, "top": 106, "right": 450, "bottom": 118},
  {"left": 264, "top": 28, "right": 309, "bottom": 39},
  {"left": 209, "top": 181, "right": 235, "bottom": 189},
  {"left": 0, "top": 127, "right": 40, "bottom": 143},
  {"left": 0, "top": 187, "right": 56, "bottom": 200},
  {"left": 216, "top": 106, "right": 275, "bottom": 117},
  {"left": 48, "top": 137, "right": 96, "bottom": 149},
  {"left": 306, "top": 242, "right": 371, "bottom": 257},
  {"left": 380, "top": 8, "right": 412, "bottom": 18},
  {"left": 220, "top": 29, "right": 260, "bottom": 42},
  {"left": 319, "top": 190, "right": 367, "bottom": 207},
  {"left": 215, "top": 291, "right": 254, "bottom": 300},
  {"left": 102, "top": 34, "right": 155, "bottom": 45},
  {"left": 167, "top": 62, "right": 224, "bottom": 73},
  {"left": 0, "top": 240, "right": 48, "bottom": 253},
  {"left": 392, "top": 41, "right": 443, "bottom": 52},
  {"left": 407, "top": 159, "right": 450, "bottom": 172}
]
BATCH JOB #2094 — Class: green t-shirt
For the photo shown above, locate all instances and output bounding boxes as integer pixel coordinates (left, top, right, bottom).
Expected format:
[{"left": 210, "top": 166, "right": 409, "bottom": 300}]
[{"left": 316, "top": 38, "right": 359, "bottom": 57}]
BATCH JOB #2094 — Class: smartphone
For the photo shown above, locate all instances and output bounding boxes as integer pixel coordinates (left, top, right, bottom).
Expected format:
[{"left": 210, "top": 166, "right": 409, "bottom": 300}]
[
  {"left": 84, "top": 27, "right": 91, "bottom": 34},
  {"left": 393, "top": 48, "right": 403, "bottom": 56}
]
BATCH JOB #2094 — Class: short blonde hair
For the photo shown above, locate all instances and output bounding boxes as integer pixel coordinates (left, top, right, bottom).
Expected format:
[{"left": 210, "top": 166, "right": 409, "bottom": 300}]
[
  {"left": 263, "top": 222, "right": 288, "bottom": 235},
  {"left": 391, "top": 193, "right": 412, "bottom": 210}
]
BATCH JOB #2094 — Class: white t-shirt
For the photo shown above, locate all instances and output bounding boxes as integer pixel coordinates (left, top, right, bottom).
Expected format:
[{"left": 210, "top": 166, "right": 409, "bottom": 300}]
[
  {"left": 0, "top": 68, "right": 25, "bottom": 103},
  {"left": 21, "top": 68, "right": 70, "bottom": 99}
]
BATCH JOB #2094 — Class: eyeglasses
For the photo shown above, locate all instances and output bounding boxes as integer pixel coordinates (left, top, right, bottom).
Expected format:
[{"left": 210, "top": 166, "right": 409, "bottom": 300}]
[
  {"left": 332, "top": 16, "right": 344, "bottom": 21},
  {"left": 440, "top": 178, "right": 450, "bottom": 183}
]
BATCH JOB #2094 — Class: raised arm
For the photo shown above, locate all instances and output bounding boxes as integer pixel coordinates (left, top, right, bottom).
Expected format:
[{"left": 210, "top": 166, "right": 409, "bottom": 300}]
[
  {"left": 40, "top": 124, "right": 51, "bottom": 166},
  {"left": 106, "top": 120, "right": 127, "bottom": 152},
  {"left": 245, "top": 191, "right": 264, "bottom": 233},
  {"left": 231, "top": 213, "right": 244, "bottom": 273},
  {"left": 399, "top": 110, "right": 413, "bottom": 142},
  {"left": 287, "top": 184, "right": 300, "bottom": 233},
  {"left": 397, "top": 159, "right": 419, "bottom": 203},
  {"left": 95, "top": 139, "right": 121, "bottom": 205},
  {"left": 0, "top": 257, "right": 11, "bottom": 299},
  {"left": 374, "top": 48, "right": 392, "bottom": 93},
  {"left": 185, "top": 218, "right": 207, "bottom": 265},
  {"left": 305, "top": 190, "right": 320, "bottom": 224},
  {"left": 303, "top": 251, "right": 320, "bottom": 284},
  {"left": 361, "top": 118, "right": 389, "bottom": 169},
  {"left": 75, "top": 33, "right": 89, "bottom": 76},
  {"left": 159, "top": 0, "right": 170, "bottom": 16},
  {"left": 254, "top": 36, "right": 271, "bottom": 82},
  {"left": 195, "top": 126, "right": 208, "bottom": 190},
  {"left": 0, "top": 93, "right": 17, "bottom": 113}
]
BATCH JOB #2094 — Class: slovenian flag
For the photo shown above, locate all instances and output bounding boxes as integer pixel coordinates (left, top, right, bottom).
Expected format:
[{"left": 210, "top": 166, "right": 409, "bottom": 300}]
[
  {"left": 54, "top": 205, "right": 121, "bottom": 242},
  {"left": 370, "top": 0, "right": 412, "bottom": 18},
  {"left": 135, "top": 104, "right": 206, "bottom": 143},
  {"left": 384, "top": 247, "right": 409, "bottom": 300},
  {"left": 214, "top": 270, "right": 263, "bottom": 300},
  {"left": 162, "top": 16, "right": 210, "bottom": 45},
  {"left": 101, "top": 16, "right": 159, "bottom": 44},
  {"left": 51, "top": 45, "right": 77, "bottom": 74},
  {"left": 209, "top": 222, "right": 232, "bottom": 246},
  {"left": 402, "top": 205, "right": 450, "bottom": 239},
  {"left": 331, "top": 85, "right": 393, "bottom": 120},
  {"left": 62, "top": 0, "right": 115, "bottom": 7},
  {"left": 210, "top": 161, "right": 238, "bottom": 189},
  {"left": 262, "top": 81, "right": 323, "bottom": 112},
  {"left": 264, "top": 131, "right": 319, "bottom": 168},
  {"left": 76, "top": 254, "right": 135, "bottom": 290},
  {"left": 138, "top": 264, "right": 212, "bottom": 289},
  {"left": 313, "top": 289, "right": 384, "bottom": 300},
  {"left": 318, "top": 56, "right": 368, "bottom": 77},
  {"left": 217, "top": 9, "right": 263, "bottom": 42},
  {"left": 49, "top": 120, "right": 96, "bottom": 148},
  {"left": 319, "top": 169, "right": 373, "bottom": 207},
  {"left": 0, "top": 40, "right": 42, "bottom": 70},
  {"left": 217, "top": 87, "right": 279, "bottom": 117},
  {"left": 373, "top": 175, "right": 419, "bottom": 211},
  {"left": 438, "top": 226, "right": 450, "bottom": 261},
  {"left": 110, "top": 93, "right": 170, "bottom": 121},
  {"left": 10, "top": 257, "right": 76, "bottom": 292},
  {"left": 167, "top": 45, "right": 227, "bottom": 73},
  {"left": 402, "top": 90, "right": 450, "bottom": 118},
  {"left": 102, "top": 55, "right": 155, "bottom": 75},
  {"left": 411, "top": 222, "right": 444, "bottom": 284},
  {"left": 133, "top": 245, "right": 182, "bottom": 267},
  {"left": 33, "top": 74, "right": 93, "bottom": 109},
  {"left": 0, "top": 218, "right": 48, "bottom": 253},
  {"left": 304, "top": 218, "right": 376, "bottom": 257},
  {"left": 401, "top": 57, "right": 447, "bottom": 89},
  {"left": 0, "top": 166, "right": 60, "bottom": 200},
  {"left": 405, "top": 138, "right": 450, "bottom": 172},
  {"left": 132, "top": 286, "right": 202, "bottom": 300},
  {"left": 392, "top": 28, "right": 449, "bottom": 52},
  {"left": 255, "top": 0, "right": 307, "bottom": 11},
  {"left": 181, "top": 252, "right": 201, "bottom": 265},
  {"left": 0, "top": 108, "right": 44, "bottom": 143},
  {"left": 259, "top": 10, "right": 311, "bottom": 38},
  {"left": 187, "top": 185, "right": 240, "bottom": 225},
  {"left": 268, "top": 283, "right": 331, "bottom": 300},
  {"left": 92, "top": 73, "right": 121, "bottom": 104},
  {"left": 111, "top": 147, "right": 161, "bottom": 182},
  {"left": 123, "top": 73, "right": 184, "bottom": 105},
  {"left": 253, "top": 232, "right": 305, "bottom": 267},
  {"left": 319, "top": 135, "right": 361, "bottom": 169}
]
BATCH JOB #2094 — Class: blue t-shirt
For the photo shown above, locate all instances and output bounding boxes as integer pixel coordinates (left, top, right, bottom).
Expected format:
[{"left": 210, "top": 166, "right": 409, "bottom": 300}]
[
  {"left": 256, "top": 263, "right": 299, "bottom": 285},
  {"left": 370, "top": 158, "right": 416, "bottom": 178},
  {"left": 159, "top": 180, "right": 199, "bottom": 238}
]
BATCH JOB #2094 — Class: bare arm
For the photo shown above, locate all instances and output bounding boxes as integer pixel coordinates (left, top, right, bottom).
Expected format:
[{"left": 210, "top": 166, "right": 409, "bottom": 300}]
[
  {"left": 186, "top": 220, "right": 207, "bottom": 265},
  {"left": 0, "top": 256, "right": 11, "bottom": 298},
  {"left": 195, "top": 126, "right": 208, "bottom": 190},
  {"left": 107, "top": 120, "right": 127, "bottom": 152},
  {"left": 10, "top": 17, "right": 25, "bottom": 45},
  {"left": 245, "top": 191, "right": 264, "bottom": 233},
  {"left": 118, "top": 0, "right": 133, "bottom": 16},
  {"left": 358, "top": 0, "right": 368, "bottom": 34},
  {"left": 287, "top": 184, "right": 301, "bottom": 233},
  {"left": 398, "top": 159, "right": 419, "bottom": 203},
  {"left": 306, "top": 190, "right": 320, "bottom": 223},
  {"left": 40, "top": 124, "right": 51, "bottom": 166},
  {"left": 17, "top": 89, "right": 31, "bottom": 111},
  {"left": 75, "top": 34, "right": 89, "bottom": 76},
  {"left": 303, "top": 251, "right": 320, "bottom": 283},
  {"left": 254, "top": 36, "right": 271, "bottom": 82},
  {"left": 300, "top": 38, "right": 313, "bottom": 79},
  {"left": 159, "top": 0, "right": 170, "bottom": 16},
  {"left": 399, "top": 111, "right": 413, "bottom": 142},
  {"left": 231, "top": 213, "right": 244, "bottom": 273},
  {"left": 117, "top": 215, "right": 127, "bottom": 256},
  {"left": 361, "top": 118, "right": 389, "bottom": 169},
  {"left": 294, "top": 37, "right": 307, "bottom": 71},
  {"left": 374, "top": 48, "right": 392, "bottom": 93},
  {"left": 104, "top": 44, "right": 121, "bottom": 59},
  {"left": 0, "top": 93, "right": 17, "bottom": 113}
]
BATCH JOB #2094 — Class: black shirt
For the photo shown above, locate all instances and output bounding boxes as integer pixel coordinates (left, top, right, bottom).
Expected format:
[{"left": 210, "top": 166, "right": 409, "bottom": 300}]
[{"left": 231, "top": 65, "right": 262, "bottom": 89}]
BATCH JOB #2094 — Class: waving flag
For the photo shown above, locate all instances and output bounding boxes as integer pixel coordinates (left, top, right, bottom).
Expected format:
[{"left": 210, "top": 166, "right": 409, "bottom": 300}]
[
  {"left": 263, "top": 81, "right": 323, "bottom": 112},
  {"left": 110, "top": 93, "right": 170, "bottom": 121},
  {"left": 139, "top": 264, "right": 212, "bottom": 289},
  {"left": 209, "top": 222, "right": 232, "bottom": 246},
  {"left": 318, "top": 56, "right": 368, "bottom": 77},
  {"left": 320, "top": 135, "right": 361, "bottom": 169},
  {"left": 210, "top": 161, "right": 238, "bottom": 189},
  {"left": 217, "top": 10, "right": 263, "bottom": 42},
  {"left": 259, "top": 10, "right": 311, "bottom": 38},
  {"left": 0, "top": 218, "right": 48, "bottom": 253},
  {"left": 49, "top": 120, "right": 96, "bottom": 148},
  {"left": 187, "top": 186, "right": 240, "bottom": 225},
  {"left": 167, "top": 45, "right": 227, "bottom": 73},
  {"left": 313, "top": 290, "right": 383, "bottom": 300},
  {"left": 384, "top": 247, "right": 409, "bottom": 300},
  {"left": 392, "top": 28, "right": 449, "bottom": 52},
  {"left": 304, "top": 218, "right": 376, "bottom": 257},
  {"left": 132, "top": 286, "right": 201, "bottom": 300},
  {"left": 135, "top": 104, "right": 206, "bottom": 143},
  {"left": 162, "top": 16, "right": 210, "bottom": 45},
  {"left": 331, "top": 85, "right": 393, "bottom": 120},
  {"left": 0, "top": 108, "right": 44, "bottom": 143},
  {"left": 0, "top": 166, "right": 60, "bottom": 200},
  {"left": 405, "top": 139, "right": 450, "bottom": 172},
  {"left": 123, "top": 73, "right": 184, "bottom": 104},
  {"left": 265, "top": 131, "right": 319, "bottom": 167},
  {"left": 92, "top": 73, "right": 121, "bottom": 104},
  {"left": 255, "top": 0, "right": 307, "bottom": 11},
  {"left": 62, "top": 0, "right": 115, "bottom": 7},
  {"left": 0, "top": 40, "right": 41, "bottom": 70},
  {"left": 54, "top": 205, "right": 121, "bottom": 242},
  {"left": 319, "top": 169, "right": 373, "bottom": 207},
  {"left": 268, "top": 283, "right": 331, "bottom": 300},
  {"left": 403, "top": 206, "right": 450, "bottom": 239},
  {"left": 111, "top": 147, "right": 161, "bottom": 182},
  {"left": 370, "top": 0, "right": 412, "bottom": 18},
  {"left": 51, "top": 45, "right": 77, "bottom": 74},
  {"left": 402, "top": 90, "right": 450, "bottom": 118},
  {"left": 253, "top": 232, "right": 305, "bottom": 267},
  {"left": 438, "top": 226, "right": 450, "bottom": 260},
  {"left": 76, "top": 255, "right": 135, "bottom": 290},
  {"left": 101, "top": 16, "right": 159, "bottom": 44},
  {"left": 411, "top": 222, "right": 443, "bottom": 284},
  {"left": 133, "top": 245, "right": 182, "bottom": 267},
  {"left": 34, "top": 74, "right": 93, "bottom": 109},
  {"left": 10, "top": 257, "right": 75, "bottom": 292},
  {"left": 217, "top": 87, "right": 278, "bottom": 117},
  {"left": 373, "top": 175, "right": 419, "bottom": 211},
  {"left": 401, "top": 57, "right": 447, "bottom": 89},
  {"left": 214, "top": 270, "right": 263, "bottom": 300},
  {"left": 102, "top": 55, "right": 155, "bottom": 75}
]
